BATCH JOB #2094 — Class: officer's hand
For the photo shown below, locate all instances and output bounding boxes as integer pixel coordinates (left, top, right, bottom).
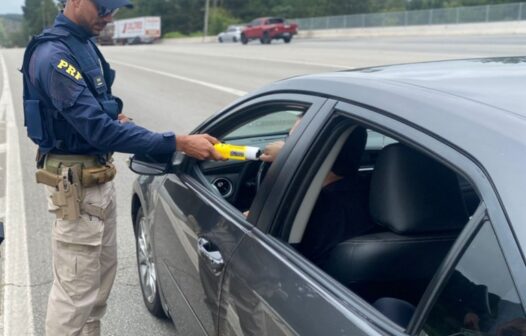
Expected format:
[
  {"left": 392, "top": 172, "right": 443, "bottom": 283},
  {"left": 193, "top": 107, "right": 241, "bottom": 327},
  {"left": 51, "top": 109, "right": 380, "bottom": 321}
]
[
  {"left": 118, "top": 113, "right": 132, "bottom": 124},
  {"left": 176, "top": 134, "right": 224, "bottom": 160}
]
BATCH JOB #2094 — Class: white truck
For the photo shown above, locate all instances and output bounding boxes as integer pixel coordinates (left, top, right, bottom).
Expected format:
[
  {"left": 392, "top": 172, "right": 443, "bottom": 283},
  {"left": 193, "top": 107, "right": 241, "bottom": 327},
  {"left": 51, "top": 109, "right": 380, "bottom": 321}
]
[{"left": 112, "top": 16, "right": 161, "bottom": 45}]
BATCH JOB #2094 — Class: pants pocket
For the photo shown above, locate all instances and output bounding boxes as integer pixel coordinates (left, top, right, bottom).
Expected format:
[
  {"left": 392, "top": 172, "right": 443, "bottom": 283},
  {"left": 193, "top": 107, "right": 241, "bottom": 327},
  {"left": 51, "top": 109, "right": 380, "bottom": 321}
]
[
  {"left": 54, "top": 241, "right": 101, "bottom": 300},
  {"left": 53, "top": 214, "right": 104, "bottom": 246},
  {"left": 83, "top": 182, "right": 114, "bottom": 213}
]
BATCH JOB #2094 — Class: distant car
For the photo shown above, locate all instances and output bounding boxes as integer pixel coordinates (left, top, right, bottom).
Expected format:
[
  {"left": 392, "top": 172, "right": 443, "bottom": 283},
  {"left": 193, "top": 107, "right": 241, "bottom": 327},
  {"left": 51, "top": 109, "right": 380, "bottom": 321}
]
[
  {"left": 241, "top": 17, "right": 298, "bottom": 44},
  {"left": 129, "top": 57, "right": 526, "bottom": 335},
  {"left": 217, "top": 25, "right": 243, "bottom": 43}
]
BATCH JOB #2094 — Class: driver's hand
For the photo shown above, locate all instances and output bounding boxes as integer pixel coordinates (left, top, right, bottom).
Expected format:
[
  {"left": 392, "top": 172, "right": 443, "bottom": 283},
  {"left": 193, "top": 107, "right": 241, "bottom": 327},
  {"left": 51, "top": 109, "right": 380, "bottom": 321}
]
[
  {"left": 463, "top": 312, "right": 480, "bottom": 331},
  {"left": 260, "top": 140, "right": 285, "bottom": 163}
]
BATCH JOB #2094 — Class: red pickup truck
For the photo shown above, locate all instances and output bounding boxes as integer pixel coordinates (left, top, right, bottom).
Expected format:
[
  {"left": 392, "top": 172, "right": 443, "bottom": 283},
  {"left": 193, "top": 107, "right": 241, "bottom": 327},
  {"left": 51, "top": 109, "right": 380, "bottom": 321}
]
[{"left": 241, "top": 17, "right": 298, "bottom": 45}]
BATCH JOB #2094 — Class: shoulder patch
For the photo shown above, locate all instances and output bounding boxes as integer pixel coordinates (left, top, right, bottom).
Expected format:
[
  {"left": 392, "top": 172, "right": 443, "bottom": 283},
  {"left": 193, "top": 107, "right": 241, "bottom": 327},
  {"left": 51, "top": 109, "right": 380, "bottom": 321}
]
[{"left": 56, "top": 59, "right": 83, "bottom": 81}]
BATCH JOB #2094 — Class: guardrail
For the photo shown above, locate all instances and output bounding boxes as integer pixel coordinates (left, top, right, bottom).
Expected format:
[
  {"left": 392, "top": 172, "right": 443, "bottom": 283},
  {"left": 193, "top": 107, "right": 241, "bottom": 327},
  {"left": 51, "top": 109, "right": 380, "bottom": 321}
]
[{"left": 293, "top": 2, "right": 526, "bottom": 31}]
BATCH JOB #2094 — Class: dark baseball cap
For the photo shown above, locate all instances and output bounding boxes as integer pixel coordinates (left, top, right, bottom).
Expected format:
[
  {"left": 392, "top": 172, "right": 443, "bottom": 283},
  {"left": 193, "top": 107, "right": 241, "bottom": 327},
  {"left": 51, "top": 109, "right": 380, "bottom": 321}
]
[{"left": 92, "top": 0, "right": 134, "bottom": 9}]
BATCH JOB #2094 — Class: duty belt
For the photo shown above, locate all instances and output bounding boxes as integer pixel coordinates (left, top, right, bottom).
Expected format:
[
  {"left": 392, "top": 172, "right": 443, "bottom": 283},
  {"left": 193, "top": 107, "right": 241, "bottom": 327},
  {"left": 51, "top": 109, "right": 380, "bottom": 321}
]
[
  {"left": 36, "top": 154, "right": 116, "bottom": 221},
  {"left": 41, "top": 153, "right": 116, "bottom": 188}
]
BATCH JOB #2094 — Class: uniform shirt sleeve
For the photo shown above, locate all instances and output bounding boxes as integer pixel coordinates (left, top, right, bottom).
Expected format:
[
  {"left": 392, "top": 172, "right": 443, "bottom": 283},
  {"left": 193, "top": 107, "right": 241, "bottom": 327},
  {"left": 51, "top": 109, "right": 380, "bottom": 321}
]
[{"left": 31, "top": 42, "right": 176, "bottom": 155}]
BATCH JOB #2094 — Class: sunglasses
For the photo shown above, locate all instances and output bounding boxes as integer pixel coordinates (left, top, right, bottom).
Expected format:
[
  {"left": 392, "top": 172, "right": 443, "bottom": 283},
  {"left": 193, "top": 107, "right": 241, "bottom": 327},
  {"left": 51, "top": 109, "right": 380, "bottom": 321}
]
[{"left": 90, "top": 0, "right": 119, "bottom": 17}]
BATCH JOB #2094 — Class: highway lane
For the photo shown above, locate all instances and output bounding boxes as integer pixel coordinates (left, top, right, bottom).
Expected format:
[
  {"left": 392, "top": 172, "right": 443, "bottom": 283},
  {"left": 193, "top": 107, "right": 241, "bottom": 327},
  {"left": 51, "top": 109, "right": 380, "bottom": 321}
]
[{"left": 1, "top": 34, "right": 525, "bottom": 335}]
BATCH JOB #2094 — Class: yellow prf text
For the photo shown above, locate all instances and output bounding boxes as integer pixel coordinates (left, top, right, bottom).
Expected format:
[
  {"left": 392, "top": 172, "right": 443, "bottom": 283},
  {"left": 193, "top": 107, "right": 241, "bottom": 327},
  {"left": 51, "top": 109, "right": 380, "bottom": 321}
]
[{"left": 57, "top": 59, "right": 82, "bottom": 80}]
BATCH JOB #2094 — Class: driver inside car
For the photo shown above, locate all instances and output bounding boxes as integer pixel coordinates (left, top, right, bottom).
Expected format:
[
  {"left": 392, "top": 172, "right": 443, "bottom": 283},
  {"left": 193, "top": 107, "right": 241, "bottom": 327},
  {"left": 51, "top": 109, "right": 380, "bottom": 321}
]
[
  {"left": 255, "top": 121, "right": 378, "bottom": 266},
  {"left": 297, "top": 126, "right": 377, "bottom": 266}
]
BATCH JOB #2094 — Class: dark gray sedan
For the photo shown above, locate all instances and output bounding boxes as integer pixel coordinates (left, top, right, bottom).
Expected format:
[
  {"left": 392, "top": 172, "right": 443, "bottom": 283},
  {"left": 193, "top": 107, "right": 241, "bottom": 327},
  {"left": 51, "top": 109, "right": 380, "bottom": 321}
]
[{"left": 129, "top": 57, "right": 526, "bottom": 336}]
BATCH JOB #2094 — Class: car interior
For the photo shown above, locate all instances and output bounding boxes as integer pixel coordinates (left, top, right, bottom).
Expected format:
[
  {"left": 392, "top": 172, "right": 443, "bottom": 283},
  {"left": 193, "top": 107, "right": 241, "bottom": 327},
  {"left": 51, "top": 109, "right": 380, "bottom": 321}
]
[
  {"left": 196, "top": 110, "right": 481, "bottom": 330},
  {"left": 287, "top": 123, "right": 480, "bottom": 328}
]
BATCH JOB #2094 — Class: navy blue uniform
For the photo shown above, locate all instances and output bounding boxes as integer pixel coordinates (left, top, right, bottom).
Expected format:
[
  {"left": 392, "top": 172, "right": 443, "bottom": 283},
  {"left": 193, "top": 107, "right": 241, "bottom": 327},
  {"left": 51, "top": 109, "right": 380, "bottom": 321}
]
[
  {"left": 23, "top": 10, "right": 175, "bottom": 335},
  {"left": 23, "top": 14, "right": 175, "bottom": 157}
]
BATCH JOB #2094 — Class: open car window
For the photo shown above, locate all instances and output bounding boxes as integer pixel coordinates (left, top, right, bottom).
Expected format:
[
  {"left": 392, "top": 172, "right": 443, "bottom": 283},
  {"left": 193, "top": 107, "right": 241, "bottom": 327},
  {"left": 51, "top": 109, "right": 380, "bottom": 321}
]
[{"left": 192, "top": 103, "right": 309, "bottom": 213}]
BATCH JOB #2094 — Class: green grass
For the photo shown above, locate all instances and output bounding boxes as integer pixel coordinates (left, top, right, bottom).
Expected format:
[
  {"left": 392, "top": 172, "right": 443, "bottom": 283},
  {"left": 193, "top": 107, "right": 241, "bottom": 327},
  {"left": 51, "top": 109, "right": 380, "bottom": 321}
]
[
  {"left": 163, "top": 31, "right": 204, "bottom": 39},
  {"left": 0, "top": 19, "right": 9, "bottom": 47}
]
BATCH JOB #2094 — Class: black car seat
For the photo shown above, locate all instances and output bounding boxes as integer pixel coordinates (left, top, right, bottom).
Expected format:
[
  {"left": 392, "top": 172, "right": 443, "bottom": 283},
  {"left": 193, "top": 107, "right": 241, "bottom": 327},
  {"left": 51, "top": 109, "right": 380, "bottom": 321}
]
[
  {"left": 323, "top": 143, "right": 468, "bottom": 304},
  {"left": 298, "top": 126, "right": 372, "bottom": 265}
]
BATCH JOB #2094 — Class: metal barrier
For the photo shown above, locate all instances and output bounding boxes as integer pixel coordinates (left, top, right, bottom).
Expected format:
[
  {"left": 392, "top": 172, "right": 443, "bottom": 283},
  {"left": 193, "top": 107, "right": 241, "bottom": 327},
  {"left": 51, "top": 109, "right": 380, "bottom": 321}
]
[{"left": 293, "top": 2, "right": 526, "bottom": 30}]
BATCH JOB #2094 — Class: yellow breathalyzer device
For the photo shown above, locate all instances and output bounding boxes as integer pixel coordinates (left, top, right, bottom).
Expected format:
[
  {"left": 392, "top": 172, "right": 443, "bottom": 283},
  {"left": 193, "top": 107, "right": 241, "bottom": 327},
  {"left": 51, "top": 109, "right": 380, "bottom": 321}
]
[{"left": 214, "top": 143, "right": 261, "bottom": 161}]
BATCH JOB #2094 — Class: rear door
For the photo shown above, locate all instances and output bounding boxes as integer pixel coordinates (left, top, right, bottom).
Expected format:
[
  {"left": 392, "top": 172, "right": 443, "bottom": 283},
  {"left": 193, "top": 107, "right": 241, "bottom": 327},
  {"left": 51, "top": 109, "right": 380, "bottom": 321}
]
[{"left": 152, "top": 94, "right": 328, "bottom": 335}]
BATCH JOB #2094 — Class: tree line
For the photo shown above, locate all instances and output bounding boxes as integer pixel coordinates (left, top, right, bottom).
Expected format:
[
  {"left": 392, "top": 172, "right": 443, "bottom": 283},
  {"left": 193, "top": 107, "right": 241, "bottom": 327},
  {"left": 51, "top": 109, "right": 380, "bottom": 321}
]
[
  {"left": 0, "top": 0, "right": 521, "bottom": 47},
  {"left": 118, "top": 0, "right": 521, "bottom": 35}
]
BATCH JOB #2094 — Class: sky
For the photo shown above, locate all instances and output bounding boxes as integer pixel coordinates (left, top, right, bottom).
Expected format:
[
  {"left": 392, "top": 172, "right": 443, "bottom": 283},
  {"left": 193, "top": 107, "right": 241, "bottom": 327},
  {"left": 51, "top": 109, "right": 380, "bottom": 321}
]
[{"left": 0, "top": 0, "right": 24, "bottom": 15}]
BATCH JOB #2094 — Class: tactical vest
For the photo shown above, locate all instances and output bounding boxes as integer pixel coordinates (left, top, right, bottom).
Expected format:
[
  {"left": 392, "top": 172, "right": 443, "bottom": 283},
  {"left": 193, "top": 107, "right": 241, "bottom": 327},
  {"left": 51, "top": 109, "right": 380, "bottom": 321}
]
[{"left": 21, "top": 26, "right": 121, "bottom": 155}]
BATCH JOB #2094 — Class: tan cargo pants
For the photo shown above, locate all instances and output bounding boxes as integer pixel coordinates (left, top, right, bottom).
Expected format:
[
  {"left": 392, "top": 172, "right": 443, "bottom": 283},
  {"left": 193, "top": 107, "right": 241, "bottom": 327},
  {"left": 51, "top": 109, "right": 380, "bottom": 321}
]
[{"left": 45, "top": 181, "right": 117, "bottom": 336}]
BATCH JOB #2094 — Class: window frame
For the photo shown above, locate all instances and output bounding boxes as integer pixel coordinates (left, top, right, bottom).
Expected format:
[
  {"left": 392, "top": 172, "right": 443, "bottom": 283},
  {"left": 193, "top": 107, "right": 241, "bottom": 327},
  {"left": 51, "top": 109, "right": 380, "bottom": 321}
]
[{"left": 178, "top": 93, "right": 330, "bottom": 226}]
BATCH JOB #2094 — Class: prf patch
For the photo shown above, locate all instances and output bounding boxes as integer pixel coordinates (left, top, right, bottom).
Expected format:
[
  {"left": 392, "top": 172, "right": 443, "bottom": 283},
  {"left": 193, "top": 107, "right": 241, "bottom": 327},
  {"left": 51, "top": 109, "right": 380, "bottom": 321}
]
[{"left": 56, "top": 59, "right": 83, "bottom": 81}]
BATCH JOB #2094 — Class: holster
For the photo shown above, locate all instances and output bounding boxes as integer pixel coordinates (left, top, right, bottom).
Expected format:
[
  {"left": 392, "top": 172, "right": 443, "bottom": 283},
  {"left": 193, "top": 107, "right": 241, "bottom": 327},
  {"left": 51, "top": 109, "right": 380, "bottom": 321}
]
[
  {"left": 35, "top": 169, "right": 62, "bottom": 187},
  {"left": 51, "top": 167, "right": 81, "bottom": 221}
]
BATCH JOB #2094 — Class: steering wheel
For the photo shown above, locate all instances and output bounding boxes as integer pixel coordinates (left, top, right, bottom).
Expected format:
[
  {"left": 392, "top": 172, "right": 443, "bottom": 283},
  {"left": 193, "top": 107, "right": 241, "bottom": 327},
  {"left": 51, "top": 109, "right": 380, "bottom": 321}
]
[{"left": 255, "top": 161, "right": 271, "bottom": 191}]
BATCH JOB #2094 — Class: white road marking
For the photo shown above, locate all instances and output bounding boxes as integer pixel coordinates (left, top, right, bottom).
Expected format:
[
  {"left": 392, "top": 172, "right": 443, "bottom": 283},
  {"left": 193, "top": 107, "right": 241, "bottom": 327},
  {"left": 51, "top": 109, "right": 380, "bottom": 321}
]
[
  {"left": 0, "top": 52, "right": 35, "bottom": 335},
  {"left": 110, "top": 60, "right": 248, "bottom": 97},
  {"left": 0, "top": 143, "right": 7, "bottom": 154}
]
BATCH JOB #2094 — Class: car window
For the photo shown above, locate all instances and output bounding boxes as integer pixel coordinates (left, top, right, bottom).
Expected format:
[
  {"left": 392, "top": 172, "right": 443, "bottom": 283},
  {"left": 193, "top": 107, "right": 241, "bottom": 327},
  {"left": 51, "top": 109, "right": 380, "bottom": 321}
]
[
  {"left": 268, "top": 18, "right": 284, "bottom": 24},
  {"left": 366, "top": 130, "right": 397, "bottom": 150},
  {"left": 224, "top": 110, "right": 303, "bottom": 140},
  {"left": 420, "top": 222, "right": 526, "bottom": 336}
]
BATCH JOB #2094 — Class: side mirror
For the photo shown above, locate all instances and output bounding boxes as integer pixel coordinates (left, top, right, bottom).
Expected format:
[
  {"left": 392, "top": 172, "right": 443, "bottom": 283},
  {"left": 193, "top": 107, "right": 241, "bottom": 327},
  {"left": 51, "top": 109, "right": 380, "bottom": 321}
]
[{"left": 128, "top": 152, "right": 175, "bottom": 175}]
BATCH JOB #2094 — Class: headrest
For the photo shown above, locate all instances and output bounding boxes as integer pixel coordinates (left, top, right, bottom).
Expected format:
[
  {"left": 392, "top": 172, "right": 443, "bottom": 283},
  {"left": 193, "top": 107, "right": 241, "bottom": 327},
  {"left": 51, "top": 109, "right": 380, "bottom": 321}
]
[
  {"left": 331, "top": 126, "right": 367, "bottom": 177},
  {"left": 370, "top": 143, "right": 468, "bottom": 234}
]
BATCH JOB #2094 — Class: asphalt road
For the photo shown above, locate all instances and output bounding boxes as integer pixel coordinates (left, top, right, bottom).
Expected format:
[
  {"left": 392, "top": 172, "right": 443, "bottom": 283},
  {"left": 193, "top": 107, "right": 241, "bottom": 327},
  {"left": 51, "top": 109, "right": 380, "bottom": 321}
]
[{"left": 1, "top": 35, "right": 525, "bottom": 335}]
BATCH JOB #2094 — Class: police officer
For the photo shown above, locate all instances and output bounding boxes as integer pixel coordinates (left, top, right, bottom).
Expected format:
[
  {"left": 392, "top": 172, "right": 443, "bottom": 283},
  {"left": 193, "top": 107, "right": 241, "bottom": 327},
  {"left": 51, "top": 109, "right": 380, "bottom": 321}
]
[{"left": 21, "top": 0, "right": 222, "bottom": 335}]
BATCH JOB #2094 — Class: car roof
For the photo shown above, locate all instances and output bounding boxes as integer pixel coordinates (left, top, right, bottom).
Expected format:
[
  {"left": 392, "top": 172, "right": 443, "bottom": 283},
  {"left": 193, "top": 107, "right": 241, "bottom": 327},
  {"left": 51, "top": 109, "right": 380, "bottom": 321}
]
[
  {"left": 275, "top": 57, "right": 525, "bottom": 116},
  {"left": 348, "top": 57, "right": 525, "bottom": 116},
  {"left": 255, "top": 56, "right": 526, "bottom": 246}
]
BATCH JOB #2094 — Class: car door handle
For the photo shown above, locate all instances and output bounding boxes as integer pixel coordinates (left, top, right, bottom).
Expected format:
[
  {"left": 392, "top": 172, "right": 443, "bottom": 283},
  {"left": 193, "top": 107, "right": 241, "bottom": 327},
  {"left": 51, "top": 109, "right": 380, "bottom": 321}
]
[{"left": 197, "top": 237, "right": 224, "bottom": 273}]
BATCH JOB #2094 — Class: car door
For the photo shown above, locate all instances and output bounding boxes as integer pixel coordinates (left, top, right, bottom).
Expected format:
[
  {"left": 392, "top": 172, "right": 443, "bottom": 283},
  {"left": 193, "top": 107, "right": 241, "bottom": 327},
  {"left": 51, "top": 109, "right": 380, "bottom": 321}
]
[
  {"left": 253, "top": 19, "right": 263, "bottom": 38},
  {"left": 151, "top": 94, "right": 329, "bottom": 335}
]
